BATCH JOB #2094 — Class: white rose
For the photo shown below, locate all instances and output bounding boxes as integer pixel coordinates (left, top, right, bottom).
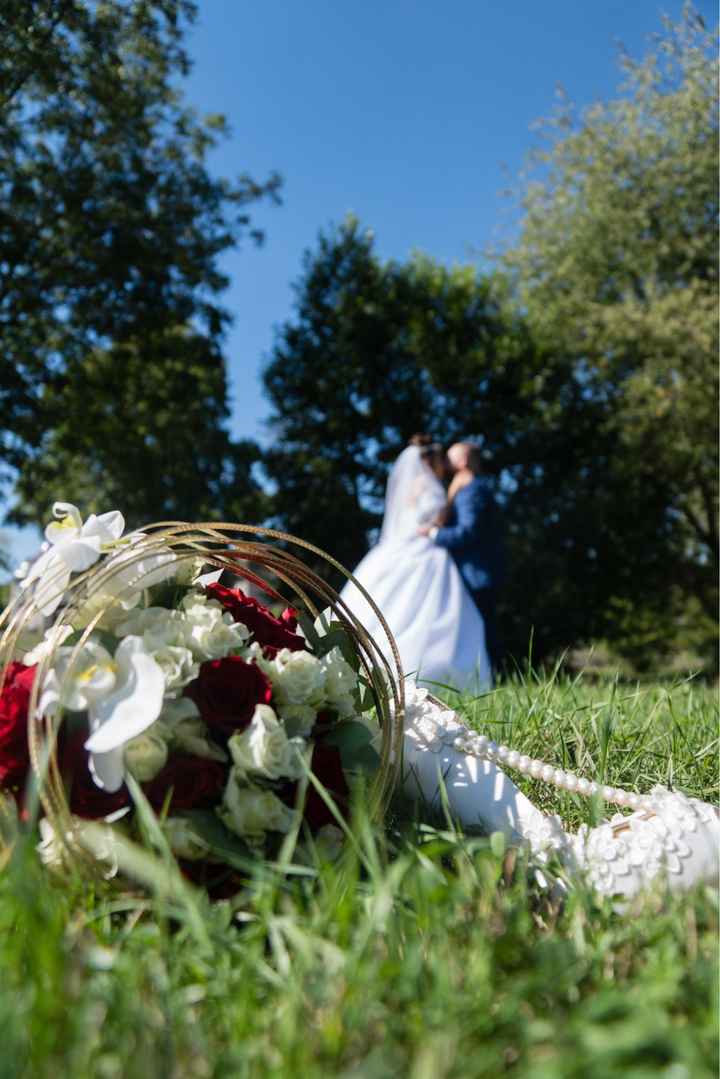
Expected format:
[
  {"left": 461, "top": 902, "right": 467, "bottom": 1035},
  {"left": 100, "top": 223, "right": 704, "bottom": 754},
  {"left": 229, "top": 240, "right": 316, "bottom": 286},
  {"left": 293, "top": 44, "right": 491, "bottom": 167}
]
[
  {"left": 219, "top": 775, "right": 295, "bottom": 841},
  {"left": 228, "top": 704, "right": 305, "bottom": 781},
  {"left": 181, "top": 593, "right": 250, "bottom": 659},
  {"left": 124, "top": 731, "right": 169, "bottom": 781},
  {"left": 321, "top": 648, "right": 357, "bottom": 708},
  {"left": 162, "top": 817, "right": 213, "bottom": 861},
  {"left": 328, "top": 694, "right": 356, "bottom": 719},
  {"left": 117, "top": 606, "right": 186, "bottom": 649},
  {"left": 151, "top": 644, "right": 198, "bottom": 696},
  {"left": 265, "top": 649, "right": 326, "bottom": 706}
]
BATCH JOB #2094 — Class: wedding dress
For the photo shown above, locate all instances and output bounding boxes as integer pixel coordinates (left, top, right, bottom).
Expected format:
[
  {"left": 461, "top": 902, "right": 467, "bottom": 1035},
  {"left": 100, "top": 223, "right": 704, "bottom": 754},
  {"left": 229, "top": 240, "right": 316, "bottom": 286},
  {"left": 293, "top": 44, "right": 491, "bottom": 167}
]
[
  {"left": 400, "top": 684, "right": 719, "bottom": 903},
  {"left": 340, "top": 446, "right": 491, "bottom": 691}
]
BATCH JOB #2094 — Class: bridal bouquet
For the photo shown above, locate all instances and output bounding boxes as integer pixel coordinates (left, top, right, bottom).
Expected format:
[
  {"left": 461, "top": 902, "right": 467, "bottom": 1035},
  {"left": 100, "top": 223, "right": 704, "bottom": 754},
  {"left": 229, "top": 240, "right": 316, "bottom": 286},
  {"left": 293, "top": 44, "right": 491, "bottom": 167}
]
[{"left": 0, "top": 504, "right": 400, "bottom": 894}]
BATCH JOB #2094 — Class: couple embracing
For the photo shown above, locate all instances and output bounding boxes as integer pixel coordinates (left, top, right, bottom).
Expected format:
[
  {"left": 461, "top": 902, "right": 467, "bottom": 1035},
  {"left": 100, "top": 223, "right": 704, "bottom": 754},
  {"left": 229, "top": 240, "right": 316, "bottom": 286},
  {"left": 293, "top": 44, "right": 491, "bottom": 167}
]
[{"left": 340, "top": 435, "right": 505, "bottom": 691}]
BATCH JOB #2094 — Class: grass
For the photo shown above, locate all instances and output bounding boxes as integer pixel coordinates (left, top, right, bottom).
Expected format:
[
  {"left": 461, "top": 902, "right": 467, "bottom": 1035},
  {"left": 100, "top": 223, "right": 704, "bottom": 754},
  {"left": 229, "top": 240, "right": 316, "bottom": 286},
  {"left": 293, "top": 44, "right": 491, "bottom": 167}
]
[{"left": 0, "top": 673, "right": 717, "bottom": 1079}]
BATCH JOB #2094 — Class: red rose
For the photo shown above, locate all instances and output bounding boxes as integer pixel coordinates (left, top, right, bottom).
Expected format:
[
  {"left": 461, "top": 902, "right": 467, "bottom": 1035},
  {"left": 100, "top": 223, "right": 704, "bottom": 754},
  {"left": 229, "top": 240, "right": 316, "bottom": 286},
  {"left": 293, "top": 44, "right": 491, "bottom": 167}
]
[
  {"left": 280, "top": 741, "right": 349, "bottom": 832},
  {"left": 205, "top": 584, "right": 306, "bottom": 654},
  {"left": 280, "top": 606, "right": 299, "bottom": 630},
  {"left": 185, "top": 656, "right": 273, "bottom": 740},
  {"left": 60, "top": 730, "right": 131, "bottom": 820},
  {"left": 142, "top": 753, "right": 226, "bottom": 811},
  {"left": 0, "top": 662, "right": 36, "bottom": 803}
]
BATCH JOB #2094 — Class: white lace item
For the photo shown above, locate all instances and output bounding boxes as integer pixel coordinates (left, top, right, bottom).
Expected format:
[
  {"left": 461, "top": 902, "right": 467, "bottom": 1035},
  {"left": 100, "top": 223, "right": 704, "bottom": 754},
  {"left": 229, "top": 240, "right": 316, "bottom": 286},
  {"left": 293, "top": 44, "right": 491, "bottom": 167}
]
[{"left": 399, "top": 683, "right": 719, "bottom": 902}]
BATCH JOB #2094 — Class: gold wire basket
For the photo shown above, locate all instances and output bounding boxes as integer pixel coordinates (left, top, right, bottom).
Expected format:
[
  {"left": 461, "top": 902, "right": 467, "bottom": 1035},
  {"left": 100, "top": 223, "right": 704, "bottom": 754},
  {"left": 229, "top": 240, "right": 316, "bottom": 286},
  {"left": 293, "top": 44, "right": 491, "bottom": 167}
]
[{"left": 0, "top": 521, "right": 405, "bottom": 881}]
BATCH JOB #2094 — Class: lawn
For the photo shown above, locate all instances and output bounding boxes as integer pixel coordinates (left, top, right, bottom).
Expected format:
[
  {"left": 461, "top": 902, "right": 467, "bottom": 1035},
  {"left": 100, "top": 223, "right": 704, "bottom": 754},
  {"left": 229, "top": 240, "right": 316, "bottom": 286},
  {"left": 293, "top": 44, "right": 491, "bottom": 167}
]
[{"left": 0, "top": 674, "right": 717, "bottom": 1079}]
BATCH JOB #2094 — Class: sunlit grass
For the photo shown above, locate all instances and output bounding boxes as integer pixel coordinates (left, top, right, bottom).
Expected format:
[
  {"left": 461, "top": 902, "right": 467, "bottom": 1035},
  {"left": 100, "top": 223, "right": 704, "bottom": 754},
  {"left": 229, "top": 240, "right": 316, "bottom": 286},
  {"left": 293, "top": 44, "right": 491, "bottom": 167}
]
[{"left": 0, "top": 675, "right": 717, "bottom": 1079}]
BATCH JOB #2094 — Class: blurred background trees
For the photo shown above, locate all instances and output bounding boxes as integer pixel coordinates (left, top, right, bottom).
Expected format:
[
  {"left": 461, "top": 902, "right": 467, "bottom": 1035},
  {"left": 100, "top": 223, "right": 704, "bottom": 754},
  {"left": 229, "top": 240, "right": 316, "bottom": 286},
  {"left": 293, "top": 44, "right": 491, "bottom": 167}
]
[
  {"left": 0, "top": 0, "right": 279, "bottom": 526},
  {"left": 502, "top": 9, "right": 718, "bottom": 667},
  {"left": 263, "top": 12, "right": 717, "bottom": 670},
  {"left": 1, "top": 4, "right": 715, "bottom": 672}
]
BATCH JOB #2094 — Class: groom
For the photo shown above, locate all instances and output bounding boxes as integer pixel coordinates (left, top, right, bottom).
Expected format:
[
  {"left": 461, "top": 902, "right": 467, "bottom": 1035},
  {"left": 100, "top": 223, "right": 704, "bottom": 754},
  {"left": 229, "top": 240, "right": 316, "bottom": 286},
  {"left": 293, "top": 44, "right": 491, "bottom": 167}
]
[{"left": 420, "top": 441, "right": 506, "bottom": 673}]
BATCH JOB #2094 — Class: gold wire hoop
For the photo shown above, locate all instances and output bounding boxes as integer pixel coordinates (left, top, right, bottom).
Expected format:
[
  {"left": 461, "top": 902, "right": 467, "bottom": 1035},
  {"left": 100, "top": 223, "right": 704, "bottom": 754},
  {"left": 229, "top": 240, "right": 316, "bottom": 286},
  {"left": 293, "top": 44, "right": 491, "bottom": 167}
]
[{"left": 0, "top": 521, "right": 405, "bottom": 879}]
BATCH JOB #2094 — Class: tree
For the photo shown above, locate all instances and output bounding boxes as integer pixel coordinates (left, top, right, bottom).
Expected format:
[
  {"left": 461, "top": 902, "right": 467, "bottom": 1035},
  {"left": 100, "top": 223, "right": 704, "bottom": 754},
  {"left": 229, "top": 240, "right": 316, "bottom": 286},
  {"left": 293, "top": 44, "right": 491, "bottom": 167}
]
[
  {"left": 0, "top": 0, "right": 280, "bottom": 521},
  {"left": 263, "top": 206, "right": 715, "bottom": 671},
  {"left": 502, "top": 7, "right": 718, "bottom": 654},
  {"left": 262, "top": 218, "right": 535, "bottom": 578},
  {"left": 10, "top": 328, "right": 268, "bottom": 529}
]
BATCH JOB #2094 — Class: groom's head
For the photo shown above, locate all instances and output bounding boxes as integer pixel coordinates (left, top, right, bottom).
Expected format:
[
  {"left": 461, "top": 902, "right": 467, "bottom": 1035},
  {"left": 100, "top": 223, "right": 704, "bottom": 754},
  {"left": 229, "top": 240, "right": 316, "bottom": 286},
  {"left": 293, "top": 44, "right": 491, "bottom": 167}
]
[{"left": 448, "top": 442, "right": 483, "bottom": 474}]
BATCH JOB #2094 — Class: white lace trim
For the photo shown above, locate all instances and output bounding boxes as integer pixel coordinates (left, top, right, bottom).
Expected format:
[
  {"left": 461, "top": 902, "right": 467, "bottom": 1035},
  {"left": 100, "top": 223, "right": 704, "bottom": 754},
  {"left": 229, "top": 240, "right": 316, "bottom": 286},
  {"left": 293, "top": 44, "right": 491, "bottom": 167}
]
[{"left": 401, "top": 681, "right": 719, "bottom": 897}]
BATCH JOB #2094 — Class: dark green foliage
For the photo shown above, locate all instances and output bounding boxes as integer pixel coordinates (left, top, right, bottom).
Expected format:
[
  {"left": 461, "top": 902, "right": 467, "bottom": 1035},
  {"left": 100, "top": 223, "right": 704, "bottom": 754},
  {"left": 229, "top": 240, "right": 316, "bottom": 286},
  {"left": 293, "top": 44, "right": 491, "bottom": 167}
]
[
  {"left": 9, "top": 328, "right": 268, "bottom": 529},
  {"left": 262, "top": 218, "right": 709, "bottom": 669},
  {"left": 502, "top": 8, "right": 718, "bottom": 661},
  {"left": 0, "top": 0, "right": 280, "bottom": 521}
]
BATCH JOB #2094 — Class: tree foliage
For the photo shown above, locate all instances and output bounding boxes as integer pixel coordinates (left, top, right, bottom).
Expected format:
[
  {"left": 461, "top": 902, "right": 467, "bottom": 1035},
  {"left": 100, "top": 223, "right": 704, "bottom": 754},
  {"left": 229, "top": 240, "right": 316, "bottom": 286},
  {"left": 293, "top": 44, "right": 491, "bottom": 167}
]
[
  {"left": 503, "top": 7, "right": 718, "bottom": 644},
  {"left": 1, "top": 0, "right": 279, "bottom": 522},
  {"left": 262, "top": 220, "right": 530, "bottom": 566},
  {"left": 262, "top": 218, "right": 637, "bottom": 666},
  {"left": 11, "top": 328, "right": 268, "bottom": 529}
]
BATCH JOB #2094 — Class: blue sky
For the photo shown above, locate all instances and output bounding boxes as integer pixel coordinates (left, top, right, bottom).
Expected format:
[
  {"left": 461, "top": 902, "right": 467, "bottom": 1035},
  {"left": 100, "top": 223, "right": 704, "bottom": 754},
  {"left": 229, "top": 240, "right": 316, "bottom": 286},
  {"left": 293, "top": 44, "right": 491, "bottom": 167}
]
[{"left": 3, "top": 0, "right": 708, "bottom": 570}]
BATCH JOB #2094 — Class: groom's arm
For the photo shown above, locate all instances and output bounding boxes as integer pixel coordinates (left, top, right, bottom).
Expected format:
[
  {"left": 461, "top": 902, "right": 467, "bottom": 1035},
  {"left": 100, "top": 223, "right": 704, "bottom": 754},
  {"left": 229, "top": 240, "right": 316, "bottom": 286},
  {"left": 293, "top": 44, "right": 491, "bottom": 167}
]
[{"left": 432, "top": 485, "right": 488, "bottom": 550}]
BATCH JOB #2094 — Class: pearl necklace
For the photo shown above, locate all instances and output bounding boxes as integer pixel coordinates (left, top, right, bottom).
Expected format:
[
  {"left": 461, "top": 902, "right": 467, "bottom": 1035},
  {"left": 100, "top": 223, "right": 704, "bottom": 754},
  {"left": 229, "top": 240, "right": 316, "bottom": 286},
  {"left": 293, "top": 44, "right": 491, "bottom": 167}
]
[{"left": 445, "top": 728, "right": 653, "bottom": 812}]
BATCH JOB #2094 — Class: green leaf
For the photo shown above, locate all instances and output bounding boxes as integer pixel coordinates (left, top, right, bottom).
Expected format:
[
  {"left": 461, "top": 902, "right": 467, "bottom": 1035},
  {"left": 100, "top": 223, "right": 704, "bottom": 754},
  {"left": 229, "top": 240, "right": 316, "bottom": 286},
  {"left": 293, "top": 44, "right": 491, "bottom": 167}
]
[
  {"left": 177, "top": 810, "right": 256, "bottom": 873},
  {"left": 320, "top": 721, "right": 380, "bottom": 774}
]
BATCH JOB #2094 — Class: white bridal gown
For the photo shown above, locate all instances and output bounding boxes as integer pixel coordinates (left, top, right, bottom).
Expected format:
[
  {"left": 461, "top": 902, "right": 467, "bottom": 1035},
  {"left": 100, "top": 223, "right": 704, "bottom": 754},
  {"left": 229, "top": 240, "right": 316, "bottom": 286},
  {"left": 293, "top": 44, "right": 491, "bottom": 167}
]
[{"left": 340, "top": 446, "right": 491, "bottom": 692}]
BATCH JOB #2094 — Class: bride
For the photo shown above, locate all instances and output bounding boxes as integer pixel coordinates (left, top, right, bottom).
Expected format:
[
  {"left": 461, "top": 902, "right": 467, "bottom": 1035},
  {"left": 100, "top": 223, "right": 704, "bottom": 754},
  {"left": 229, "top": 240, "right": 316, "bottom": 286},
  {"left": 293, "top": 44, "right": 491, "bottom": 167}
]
[
  {"left": 339, "top": 439, "right": 718, "bottom": 901},
  {"left": 339, "top": 437, "right": 492, "bottom": 692}
]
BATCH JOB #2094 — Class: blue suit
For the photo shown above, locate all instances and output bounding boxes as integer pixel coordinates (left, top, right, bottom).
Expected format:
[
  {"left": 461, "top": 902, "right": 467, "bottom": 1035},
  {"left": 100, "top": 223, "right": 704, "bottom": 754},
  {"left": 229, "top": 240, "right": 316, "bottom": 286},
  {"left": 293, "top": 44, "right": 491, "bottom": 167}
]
[{"left": 434, "top": 477, "right": 505, "bottom": 668}]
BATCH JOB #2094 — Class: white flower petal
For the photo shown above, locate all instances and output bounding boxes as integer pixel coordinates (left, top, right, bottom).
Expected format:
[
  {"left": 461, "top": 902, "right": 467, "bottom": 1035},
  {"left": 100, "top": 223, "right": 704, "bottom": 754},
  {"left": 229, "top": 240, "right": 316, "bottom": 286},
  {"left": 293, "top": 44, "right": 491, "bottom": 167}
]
[
  {"left": 85, "top": 638, "right": 165, "bottom": 754},
  {"left": 87, "top": 510, "right": 125, "bottom": 543},
  {"left": 89, "top": 747, "right": 126, "bottom": 792},
  {"left": 22, "top": 552, "right": 72, "bottom": 616},
  {"left": 57, "top": 535, "right": 103, "bottom": 573}
]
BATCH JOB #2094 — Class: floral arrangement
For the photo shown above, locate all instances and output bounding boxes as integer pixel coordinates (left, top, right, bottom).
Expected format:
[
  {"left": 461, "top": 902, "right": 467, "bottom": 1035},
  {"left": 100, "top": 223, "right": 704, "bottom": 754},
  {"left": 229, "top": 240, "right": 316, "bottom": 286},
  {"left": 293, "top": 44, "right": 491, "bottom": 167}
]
[{"left": 0, "top": 504, "right": 403, "bottom": 894}]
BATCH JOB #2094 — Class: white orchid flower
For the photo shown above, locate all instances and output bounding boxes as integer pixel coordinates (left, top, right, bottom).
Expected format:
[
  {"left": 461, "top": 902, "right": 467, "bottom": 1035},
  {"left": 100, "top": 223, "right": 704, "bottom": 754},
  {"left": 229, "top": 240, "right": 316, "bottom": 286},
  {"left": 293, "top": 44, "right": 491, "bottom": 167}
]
[
  {"left": 103, "top": 535, "right": 177, "bottom": 594},
  {"left": 20, "top": 502, "right": 126, "bottom": 616},
  {"left": 82, "top": 635, "right": 166, "bottom": 792},
  {"left": 52, "top": 639, "right": 119, "bottom": 711}
]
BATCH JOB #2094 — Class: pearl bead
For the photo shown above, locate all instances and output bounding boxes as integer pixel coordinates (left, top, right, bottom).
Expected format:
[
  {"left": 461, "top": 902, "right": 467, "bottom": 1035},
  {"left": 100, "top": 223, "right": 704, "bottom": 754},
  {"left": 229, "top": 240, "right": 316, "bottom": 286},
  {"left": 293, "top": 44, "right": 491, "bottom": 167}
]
[
  {"left": 587, "top": 782, "right": 599, "bottom": 797},
  {"left": 553, "top": 769, "right": 566, "bottom": 787},
  {"left": 496, "top": 745, "right": 509, "bottom": 763},
  {"left": 506, "top": 750, "right": 520, "bottom": 769},
  {"left": 564, "top": 774, "right": 578, "bottom": 792},
  {"left": 577, "top": 778, "right": 591, "bottom": 795},
  {"left": 602, "top": 786, "right": 615, "bottom": 801},
  {"left": 541, "top": 764, "right": 555, "bottom": 783},
  {"left": 485, "top": 741, "right": 498, "bottom": 761},
  {"left": 614, "top": 790, "right": 629, "bottom": 806},
  {"left": 530, "top": 760, "right": 543, "bottom": 779},
  {"left": 475, "top": 735, "right": 489, "bottom": 753},
  {"left": 518, "top": 755, "right": 531, "bottom": 774},
  {"left": 628, "top": 793, "right": 641, "bottom": 809}
]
